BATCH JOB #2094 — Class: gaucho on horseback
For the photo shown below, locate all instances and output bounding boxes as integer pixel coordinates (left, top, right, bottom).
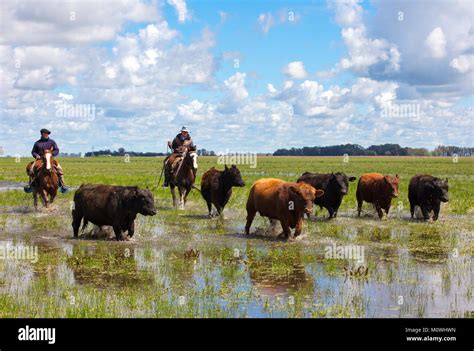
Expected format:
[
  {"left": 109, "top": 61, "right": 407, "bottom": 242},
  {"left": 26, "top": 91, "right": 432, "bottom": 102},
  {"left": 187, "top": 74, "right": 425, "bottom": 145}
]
[
  {"left": 163, "top": 126, "right": 196, "bottom": 187},
  {"left": 24, "top": 128, "right": 68, "bottom": 194}
]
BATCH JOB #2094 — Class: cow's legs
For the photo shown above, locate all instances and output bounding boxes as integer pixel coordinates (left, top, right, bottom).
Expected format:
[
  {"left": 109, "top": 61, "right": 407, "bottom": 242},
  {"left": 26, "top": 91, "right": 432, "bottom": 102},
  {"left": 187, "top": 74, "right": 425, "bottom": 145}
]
[
  {"left": 327, "top": 207, "right": 335, "bottom": 219},
  {"left": 432, "top": 202, "right": 440, "bottom": 221},
  {"left": 421, "top": 206, "right": 431, "bottom": 221},
  {"left": 113, "top": 224, "right": 124, "bottom": 241},
  {"left": 72, "top": 209, "right": 83, "bottom": 238},
  {"left": 409, "top": 200, "right": 415, "bottom": 219},
  {"left": 245, "top": 209, "right": 256, "bottom": 235},
  {"left": 375, "top": 205, "right": 383, "bottom": 219},
  {"left": 206, "top": 201, "right": 213, "bottom": 217},
  {"left": 293, "top": 217, "right": 303, "bottom": 238},
  {"left": 356, "top": 192, "right": 363, "bottom": 217},
  {"left": 279, "top": 220, "right": 291, "bottom": 239},
  {"left": 128, "top": 221, "right": 135, "bottom": 238}
]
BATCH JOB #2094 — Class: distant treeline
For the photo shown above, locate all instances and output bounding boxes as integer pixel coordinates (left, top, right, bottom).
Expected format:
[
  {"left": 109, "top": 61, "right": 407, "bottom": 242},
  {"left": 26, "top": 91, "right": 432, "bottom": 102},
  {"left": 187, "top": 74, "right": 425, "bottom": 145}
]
[
  {"left": 273, "top": 144, "right": 474, "bottom": 157},
  {"left": 84, "top": 147, "right": 216, "bottom": 157}
]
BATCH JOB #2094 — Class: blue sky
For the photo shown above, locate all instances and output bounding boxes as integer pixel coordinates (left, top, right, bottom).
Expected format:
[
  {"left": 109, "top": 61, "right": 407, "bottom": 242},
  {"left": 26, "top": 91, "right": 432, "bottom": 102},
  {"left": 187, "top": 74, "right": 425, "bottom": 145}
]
[{"left": 0, "top": 0, "right": 472, "bottom": 156}]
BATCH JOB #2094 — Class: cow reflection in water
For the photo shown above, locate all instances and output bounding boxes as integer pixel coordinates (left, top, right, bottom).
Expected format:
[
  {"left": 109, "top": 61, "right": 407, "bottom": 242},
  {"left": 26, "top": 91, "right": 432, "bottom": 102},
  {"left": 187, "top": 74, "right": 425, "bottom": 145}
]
[
  {"left": 66, "top": 244, "right": 154, "bottom": 288},
  {"left": 247, "top": 249, "right": 314, "bottom": 296}
]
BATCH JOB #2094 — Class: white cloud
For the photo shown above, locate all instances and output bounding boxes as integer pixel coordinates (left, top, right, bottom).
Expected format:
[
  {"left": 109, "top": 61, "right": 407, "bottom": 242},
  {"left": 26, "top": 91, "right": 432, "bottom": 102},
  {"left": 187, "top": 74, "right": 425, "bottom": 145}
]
[
  {"left": 224, "top": 72, "right": 248, "bottom": 100},
  {"left": 329, "top": 0, "right": 400, "bottom": 75},
  {"left": 167, "top": 0, "right": 191, "bottom": 23},
  {"left": 0, "top": 0, "right": 161, "bottom": 46},
  {"left": 257, "top": 13, "right": 274, "bottom": 34},
  {"left": 282, "top": 61, "right": 308, "bottom": 80},
  {"left": 425, "top": 27, "right": 447, "bottom": 58},
  {"left": 176, "top": 100, "right": 216, "bottom": 121}
]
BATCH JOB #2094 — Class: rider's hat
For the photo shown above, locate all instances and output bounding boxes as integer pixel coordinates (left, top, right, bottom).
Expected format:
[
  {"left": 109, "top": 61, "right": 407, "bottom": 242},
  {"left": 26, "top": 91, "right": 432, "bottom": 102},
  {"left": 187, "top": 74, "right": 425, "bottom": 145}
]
[
  {"left": 181, "top": 126, "right": 189, "bottom": 133},
  {"left": 40, "top": 128, "right": 51, "bottom": 134}
]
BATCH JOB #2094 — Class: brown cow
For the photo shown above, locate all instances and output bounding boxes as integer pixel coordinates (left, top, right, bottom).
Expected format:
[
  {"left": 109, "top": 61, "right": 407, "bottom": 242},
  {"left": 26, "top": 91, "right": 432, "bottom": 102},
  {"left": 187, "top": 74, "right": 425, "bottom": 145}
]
[
  {"left": 245, "top": 178, "right": 324, "bottom": 239},
  {"left": 356, "top": 173, "right": 399, "bottom": 219},
  {"left": 201, "top": 165, "right": 245, "bottom": 217}
]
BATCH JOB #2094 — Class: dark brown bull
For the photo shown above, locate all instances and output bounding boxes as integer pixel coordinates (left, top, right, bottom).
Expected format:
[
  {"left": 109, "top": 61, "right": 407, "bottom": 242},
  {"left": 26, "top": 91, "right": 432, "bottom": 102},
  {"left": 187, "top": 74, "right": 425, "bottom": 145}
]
[
  {"left": 356, "top": 173, "right": 399, "bottom": 219},
  {"left": 408, "top": 175, "right": 449, "bottom": 221},
  {"left": 201, "top": 165, "right": 245, "bottom": 217},
  {"left": 25, "top": 148, "right": 58, "bottom": 209},
  {"left": 72, "top": 184, "right": 157, "bottom": 240},
  {"left": 245, "top": 178, "right": 324, "bottom": 239},
  {"left": 297, "top": 172, "right": 356, "bottom": 218}
]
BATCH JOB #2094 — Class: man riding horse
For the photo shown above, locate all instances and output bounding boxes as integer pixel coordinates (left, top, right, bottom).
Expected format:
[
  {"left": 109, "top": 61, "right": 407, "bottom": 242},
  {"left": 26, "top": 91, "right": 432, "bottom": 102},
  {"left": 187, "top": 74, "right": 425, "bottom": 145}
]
[
  {"left": 163, "top": 126, "right": 196, "bottom": 187},
  {"left": 24, "top": 128, "right": 68, "bottom": 193}
]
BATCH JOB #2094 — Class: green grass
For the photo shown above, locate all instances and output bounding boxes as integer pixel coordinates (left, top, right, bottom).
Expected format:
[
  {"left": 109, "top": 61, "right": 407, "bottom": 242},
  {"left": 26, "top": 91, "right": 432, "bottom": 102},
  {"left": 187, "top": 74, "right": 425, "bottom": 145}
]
[{"left": 0, "top": 156, "right": 472, "bottom": 318}]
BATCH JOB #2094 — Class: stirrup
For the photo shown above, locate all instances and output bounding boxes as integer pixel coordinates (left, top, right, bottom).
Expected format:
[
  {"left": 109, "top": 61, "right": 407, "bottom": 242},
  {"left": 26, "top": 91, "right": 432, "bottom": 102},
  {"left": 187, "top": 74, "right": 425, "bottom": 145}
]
[
  {"left": 59, "top": 185, "right": 69, "bottom": 194},
  {"left": 24, "top": 185, "right": 33, "bottom": 193}
]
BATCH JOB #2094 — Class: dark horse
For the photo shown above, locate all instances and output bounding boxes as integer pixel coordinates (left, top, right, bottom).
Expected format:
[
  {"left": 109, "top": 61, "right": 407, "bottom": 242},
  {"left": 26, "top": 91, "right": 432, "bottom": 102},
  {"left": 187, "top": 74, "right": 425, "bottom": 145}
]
[
  {"left": 169, "top": 143, "right": 198, "bottom": 209},
  {"left": 25, "top": 148, "right": 59, "bottom": 209}
]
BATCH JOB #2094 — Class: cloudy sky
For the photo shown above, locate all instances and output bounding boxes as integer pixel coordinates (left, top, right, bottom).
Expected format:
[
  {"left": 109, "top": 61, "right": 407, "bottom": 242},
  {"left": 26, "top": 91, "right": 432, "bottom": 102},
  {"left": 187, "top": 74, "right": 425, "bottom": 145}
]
[{"left": 0, "top": 0, "right": 473, "bottom": 156}]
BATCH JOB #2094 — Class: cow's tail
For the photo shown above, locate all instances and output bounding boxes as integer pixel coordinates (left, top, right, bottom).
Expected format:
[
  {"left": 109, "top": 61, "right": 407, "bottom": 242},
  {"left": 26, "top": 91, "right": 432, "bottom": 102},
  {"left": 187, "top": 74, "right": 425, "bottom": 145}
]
[{"left": 192, "top": 185, "right": 201, "bottom": 193}]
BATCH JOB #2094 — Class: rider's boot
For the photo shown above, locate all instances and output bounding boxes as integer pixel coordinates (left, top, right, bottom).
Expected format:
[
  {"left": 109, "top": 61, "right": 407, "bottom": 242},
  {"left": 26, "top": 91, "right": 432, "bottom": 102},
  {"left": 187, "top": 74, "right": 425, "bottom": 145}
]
[
  {"left": 24, "top": 174, "right": 35, "bottom": 193},
  {"left": 23, "top": 165, "right": 35, "bottom": 193},
  {"left": 56, "top": 167, "right": 68, "bottom": 193}
]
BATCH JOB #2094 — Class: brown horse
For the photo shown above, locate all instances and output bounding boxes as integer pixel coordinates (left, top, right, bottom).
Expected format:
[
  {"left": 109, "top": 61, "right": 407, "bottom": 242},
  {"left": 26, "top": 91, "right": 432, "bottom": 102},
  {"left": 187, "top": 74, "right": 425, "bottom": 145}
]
[
  {"left": 169, "top": 144, "right": 198, "bottom": 209},
  {"left": 26, "top": 149, "right": 59, "bottom": 209}
]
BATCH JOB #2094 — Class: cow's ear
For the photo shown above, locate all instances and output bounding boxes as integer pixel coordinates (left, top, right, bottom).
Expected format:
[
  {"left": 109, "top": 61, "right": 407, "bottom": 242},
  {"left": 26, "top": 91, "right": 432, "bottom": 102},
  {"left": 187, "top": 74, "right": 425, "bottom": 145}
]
[
  {"left": 224, "top": 165, "right": 229, "bottom": 171},
  {"left": 289, "top": 185, "right": 302, "bottom": 197},
  {"left": 349, "top": 176, "right": 356, "bottom": 182},
  {"left": 315, "top": 189, "right": 324, "bottom": 198},
  {"left": 231, "top": 164, "right": 236, "bottom": 168}
]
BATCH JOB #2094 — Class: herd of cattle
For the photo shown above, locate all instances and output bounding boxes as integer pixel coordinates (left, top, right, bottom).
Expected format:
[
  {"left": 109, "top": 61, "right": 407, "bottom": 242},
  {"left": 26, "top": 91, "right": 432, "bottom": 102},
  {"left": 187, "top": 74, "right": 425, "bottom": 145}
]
[{"left": 71, "top": 166, "right": 449, "bottom": 241}]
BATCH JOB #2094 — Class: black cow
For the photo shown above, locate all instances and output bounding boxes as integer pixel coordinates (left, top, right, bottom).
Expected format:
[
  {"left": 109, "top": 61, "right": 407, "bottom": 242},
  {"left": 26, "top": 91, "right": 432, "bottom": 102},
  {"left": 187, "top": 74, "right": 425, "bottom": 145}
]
[
  {"left": 72, "top": 184, "right": 157, "bottom": 240},
  {"left": 408, "top": 175, "right": 449, "bottom": 221},
  {"left": 297, "top": 172, "right": 356, "bottom": 218},
  {"left": 201, "top": 165, "right": 245, "bottom": 217}
]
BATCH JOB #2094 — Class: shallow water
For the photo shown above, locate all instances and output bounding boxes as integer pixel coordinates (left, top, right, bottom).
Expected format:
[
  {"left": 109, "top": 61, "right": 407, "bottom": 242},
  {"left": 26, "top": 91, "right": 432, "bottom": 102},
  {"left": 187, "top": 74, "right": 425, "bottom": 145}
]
[{"left": 0, "top": 196, "right": 472, "bottom": 318}]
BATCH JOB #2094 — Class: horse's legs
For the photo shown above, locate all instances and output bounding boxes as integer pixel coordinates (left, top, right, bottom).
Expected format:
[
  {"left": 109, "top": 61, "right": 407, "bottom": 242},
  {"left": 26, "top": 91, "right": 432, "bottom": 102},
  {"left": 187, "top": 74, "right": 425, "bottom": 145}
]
[
  {"left": 41, "top": 189, "right": 48, "bottom": 208},
  {"left": 183, "top": 187, "right": 192, "bottom": 206},
  {"left": 170, "top": 185, "right": 177, "bottom": 208},
  {"left": 178, "top": 187, "right": 185, "bottom": 210},
  {"left": 33, "top": 190, "right": 38, "bottom": 210},
  {"left": 50, "top": 191, "right": 57, "bottom": 205}
]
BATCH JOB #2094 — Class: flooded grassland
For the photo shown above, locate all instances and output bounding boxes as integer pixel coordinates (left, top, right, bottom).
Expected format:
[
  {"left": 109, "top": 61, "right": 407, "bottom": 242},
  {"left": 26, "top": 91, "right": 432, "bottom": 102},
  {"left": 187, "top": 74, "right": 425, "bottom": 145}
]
[{"left": 0, "top": 156, "right": 472, "bottom": 317}]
